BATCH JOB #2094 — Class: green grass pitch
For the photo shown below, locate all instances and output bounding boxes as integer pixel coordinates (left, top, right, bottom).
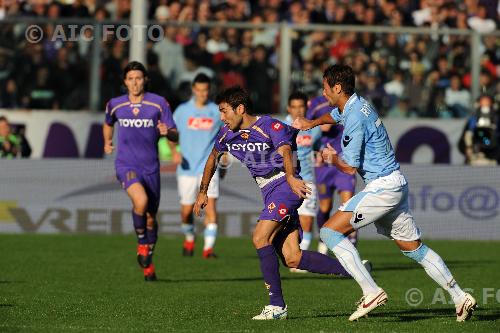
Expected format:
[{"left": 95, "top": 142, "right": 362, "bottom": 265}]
[{"left": 1, "top": 234, "right": 499, "bottom": 332}]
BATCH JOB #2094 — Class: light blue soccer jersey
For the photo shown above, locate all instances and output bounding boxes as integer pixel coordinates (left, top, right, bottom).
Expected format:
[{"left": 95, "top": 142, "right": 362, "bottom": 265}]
[
  {"left": 174, "top": 99, "right": 223, "bottom": 176},
  {"left": 284, "top": 115, "right": 321, "bottom": 182},
  {"left": 331, "top": 93, "right": 400, "bottom": 184}
]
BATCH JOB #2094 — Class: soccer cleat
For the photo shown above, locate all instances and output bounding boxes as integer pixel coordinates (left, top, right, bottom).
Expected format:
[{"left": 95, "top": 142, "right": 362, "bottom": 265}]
[
  {"left": 143, "top": 264, "right": 157, "bottom": 282},
  {"left": 289, "top": 268, "right": 308, "bottom": 273},
  {"left": 137, "top": 244, "right": 152, "bottom": 268},
  {"left": 456, "top": 293, "right": 477, "bottom": 322},
  {"left": 252, "top": 305, "right": 288, "bottom": 320},
  {"left": 202, "top": 248, "right": 217, "bottom": 259},
  {"left": 349, "top": 288, "right": 388, "bottom": 321},
  {"left": 183, "top": 240, "right": 194, "bottom": 257},
  {"left": 362, "top": 259, "right": 373, "bottom": 273}
]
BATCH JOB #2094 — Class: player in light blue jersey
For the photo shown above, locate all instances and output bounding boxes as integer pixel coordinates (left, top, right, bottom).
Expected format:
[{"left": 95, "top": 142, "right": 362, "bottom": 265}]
[
  {"left": 293, "top": 64, "right": 476, "bottom": 322},
  {"left": 284, "top": 92, "right": 321, "bottom": 263},
  {"left": 172, "top": 74, "right": 224, "bottom": 258}
]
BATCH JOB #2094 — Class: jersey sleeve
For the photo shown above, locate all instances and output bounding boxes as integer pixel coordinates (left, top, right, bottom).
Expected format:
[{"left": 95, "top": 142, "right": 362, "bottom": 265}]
[
  {"left": 213, "top": 126, "right": 229, "bottom": 152},
  {"left": 268, "top": 120, "right": 298, "bottom": 151},
  {"left": 340, "top": 115, "right": 365, "bottom": 168},
  {"left": 160, "top": 98, "right": 177, "bottom": 130},
  {"left": 104, "top": 100, "right": 116, "bottom": 125}
]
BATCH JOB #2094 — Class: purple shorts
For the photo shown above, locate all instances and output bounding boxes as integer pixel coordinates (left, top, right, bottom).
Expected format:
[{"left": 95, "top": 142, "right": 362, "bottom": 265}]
[
  {"left": 315, "top": 166, "right": 356, "bottom": 200},
  {"left": 259, "top": 177, "right": 303, "bottom": 223},
  {"left": 116, "top": 166, "right": 161, "bottom": 214}
]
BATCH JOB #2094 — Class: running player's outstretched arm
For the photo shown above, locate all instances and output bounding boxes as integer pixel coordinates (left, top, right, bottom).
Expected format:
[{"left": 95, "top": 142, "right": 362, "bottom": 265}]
[
  {"left": 194, "top": 147, "right": 219, "bottom": 216},
  {"left": 292, "top": 112, "right": 336, "bottom": 131},
  {"left": 278, "top": 144, "right": 311, "bottom": 199},
  {"left": 103, "top": 123, "right": 114, "bottom": 154}
]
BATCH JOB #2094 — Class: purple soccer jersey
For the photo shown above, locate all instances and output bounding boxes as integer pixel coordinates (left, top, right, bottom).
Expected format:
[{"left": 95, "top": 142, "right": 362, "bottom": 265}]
[
  {"left": 308, "top": 95, "right": 356, "bottom": 196},
  {"left": 105, "top": 92, "right": 176, "bottom": 174},
  {"left": 214, "top": 116, "right": 303, "bottom": 221},
  {"left": 214, "top": 116, "right": 299, "bottom": 177}
]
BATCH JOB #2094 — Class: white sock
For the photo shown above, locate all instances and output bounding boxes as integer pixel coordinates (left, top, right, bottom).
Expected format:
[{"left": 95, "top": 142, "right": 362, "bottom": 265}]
[
  {"left": 320, "top": 228, "right": 379, "bottom": 295},
  {"left": 181, "top": 223, "right": 195, "bottom": 242},
  {"left": 203, "top": 223, "right": 217, "bottom": 250},
  {"left": 317, "top": 241, "right": 328, "bottom": 255},
  {"left": 414, "top": 245, "right": 466, "bottom": 305},
  {"left": 300, "top": 231, "right": 312, "bottom": 250}
]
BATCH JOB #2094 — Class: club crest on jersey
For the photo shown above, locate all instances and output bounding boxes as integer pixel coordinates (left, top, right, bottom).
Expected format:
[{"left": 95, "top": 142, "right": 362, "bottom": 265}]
[
  {"left": 343, "top": 135, "right": 352, "bottom": 147},
  {"left": 241, "top": 132, "right": 249, "bottom": 140},
  {"left": 272, "top": 122, "right": 283, "bottom": 131},
  {"left": 132, "top": 107, "right": 140, "bottom": 116},
  {"left": 278, "top": 204, "right": 288, "bottom": 217},
  {"left": 268, "top": 202, "right": 276, "bottom": 213}
]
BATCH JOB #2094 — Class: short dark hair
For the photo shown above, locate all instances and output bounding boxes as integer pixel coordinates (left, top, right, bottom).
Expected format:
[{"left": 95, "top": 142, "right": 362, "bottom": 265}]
[
  {"left": 123, "top": 61, "right": 148, "bottom": 80},
  {"left": 323, "top": 64, "right": 355, "bottom": 96},
  {"left": 0, "top": 116, "right": 7, "bottom": 123},
  {"left": 215, "top": 86, "right": 253, "bottom": 114},
  {"left": 192, "top": 73, "right": 211, "bottom": 86},
  {"left": 288, "top": 91, "right": 308, "bottom": 106}
]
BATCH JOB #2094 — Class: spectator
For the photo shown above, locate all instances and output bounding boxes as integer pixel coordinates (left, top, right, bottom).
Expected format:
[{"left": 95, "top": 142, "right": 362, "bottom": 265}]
[
  {"left": 153, "top": 26, "right": 185, "bottom": 90},
  {"left": 445, "top": 74, "right": 472, "bottom": 117},
  {"left": 0, "top": 116, "right": 31, "bottom": 158}
]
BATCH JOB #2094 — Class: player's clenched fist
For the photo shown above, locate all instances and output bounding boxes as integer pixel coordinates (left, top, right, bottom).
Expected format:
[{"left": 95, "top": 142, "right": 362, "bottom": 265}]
[
  {"left": 322, "top": 143, "right": 338, "bottom": 164},
  {"left": 193, "top": 192, "right": 208, "bottom": 217},
  {"left": 157, "top": 120, "right": 168, "bottom": 136},
  {"left": 104, "top": 141, "right": 114, "bottom": 154}
]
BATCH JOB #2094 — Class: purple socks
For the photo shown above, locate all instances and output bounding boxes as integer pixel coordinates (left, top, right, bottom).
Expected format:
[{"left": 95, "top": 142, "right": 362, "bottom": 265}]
[
  {"left": 298, "top": 250, "right": 350, "bottom": 277},
  {"left": 257, "top": 245, "right": 285, "bottom": 308},
  {"left": 132, "top": 211, "right": 148, "bottom": 244}
]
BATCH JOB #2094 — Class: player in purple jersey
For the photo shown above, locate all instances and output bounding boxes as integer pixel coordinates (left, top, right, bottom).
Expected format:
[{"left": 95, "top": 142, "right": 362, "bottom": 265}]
[
  {"left": 103, "top": 61, "right": 178, "bottom": 281},
  {"left": 308, "top": 96, "right": 358, "bottom": 253},
  {"left": 192, "top": 87, "right": 365, "bottom": 320}
]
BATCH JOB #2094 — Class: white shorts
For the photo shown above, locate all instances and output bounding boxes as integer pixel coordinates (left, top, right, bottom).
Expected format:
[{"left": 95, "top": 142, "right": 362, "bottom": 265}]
[
  {"left": 339, "top": 170, "right": 421, "bottom": 242},
  {"left": 177, "top": 172, "right": 219, "bottom": 205},
  {"left": 298, "top": 182, "right": 318, "bottom": 217}
]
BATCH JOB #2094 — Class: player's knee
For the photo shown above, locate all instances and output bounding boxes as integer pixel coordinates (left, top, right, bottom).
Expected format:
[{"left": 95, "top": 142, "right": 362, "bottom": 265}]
[
  {"left": 402, "top": 243, "right": 429, "bottom": 263},
  {"left": 284, "top": 252, "right": 301, "bottom": 268},
  {"left": 252, "top": 233, "right": 271, "bottom": 249},
  {"left": 134, "top": 199, "right": 148, "bottom": 214}
]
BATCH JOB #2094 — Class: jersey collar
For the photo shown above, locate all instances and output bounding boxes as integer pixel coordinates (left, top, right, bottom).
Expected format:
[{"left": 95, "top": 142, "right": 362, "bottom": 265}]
[{"left": 342, "top": 93, "right": 359, "bottom": 119}]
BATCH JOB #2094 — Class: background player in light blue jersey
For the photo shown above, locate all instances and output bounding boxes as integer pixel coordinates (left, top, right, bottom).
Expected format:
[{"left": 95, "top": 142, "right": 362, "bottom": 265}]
[
  {"left": 293, "top": 64, "right": 476, "bottom": 322},
  {"left": 172, "top": 74, "right": 224, "bottom": 258},
  {"left": 284, "top": 92, "right": 321, "bottom": 258}
]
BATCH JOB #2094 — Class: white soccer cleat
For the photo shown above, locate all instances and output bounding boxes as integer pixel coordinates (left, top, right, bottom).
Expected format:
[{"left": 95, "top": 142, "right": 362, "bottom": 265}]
[
  {"left": 289, "top": 268, "right": 308, "bottom": 273},
  {"left": 349, "top": 288, "right": 388, "bottom": 321},
  {"left": 362, "top": 259, "right": 373, "bottom": 273},
  {"left": 317, "top": 242, "right": 329, "bottom": 255},
  {"left": 252, "top": 305, "right": 288, "bottom": 320},
  {"left": 456, "top": 293, "right": 477, "bottom": 322}
]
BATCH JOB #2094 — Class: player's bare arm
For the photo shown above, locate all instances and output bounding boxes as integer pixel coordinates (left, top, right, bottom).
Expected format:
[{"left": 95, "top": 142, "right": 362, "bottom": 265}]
[
  {"left": 322, "top": 143, "right": 357, "bottom": 175},
  {"left": 194, "top": 147, "right": 219, "bottom": 216},
  {"left": 292, "top": 112, "right": 336, "bottom": 131},
  {"left": 102, "top": 123, "right": 114, "bottom": 154},
  {"left": 158, "top": 121, "right": 179, "bottom": 142},
  {"left": 277, "top": 144, "right": 311, "bottom": 198}
]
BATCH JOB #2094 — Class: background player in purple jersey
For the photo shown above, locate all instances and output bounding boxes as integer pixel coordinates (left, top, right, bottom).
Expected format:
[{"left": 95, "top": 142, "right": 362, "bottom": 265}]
[
  {"left": 308, "top": 95, "right": 358, "bottom": 253},
  {"left": 192, "top": 87, "right": 365, "bottom": 320},
  {"left": 103, "top": 61, "right": 178, "bottom": 281}
]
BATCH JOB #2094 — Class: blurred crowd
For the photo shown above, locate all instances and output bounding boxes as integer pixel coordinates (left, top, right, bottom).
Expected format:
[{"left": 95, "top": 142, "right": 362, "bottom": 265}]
[{"left": 0, "top": 0, "right": 499, "bottom": 116}]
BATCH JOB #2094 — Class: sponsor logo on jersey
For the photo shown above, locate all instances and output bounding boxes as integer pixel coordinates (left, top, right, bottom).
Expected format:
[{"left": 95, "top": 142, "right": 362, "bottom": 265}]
[
  {"left": 296, "top": 134, "right": 312, "bottom": 147},
  {"left": 188, "top": 117, "right": 214, "bottom": 130},
  {"left": 343, "top": 135, "right": 352, "bottom": 147},
  {"left": 118, "top": 118, "right": 154, "bottom": 128},
  {"left": 272, "top": 122, "right": 283, "bottom": 131},
  {"left": 268, "top": 202, "right": 276, "bottom": 213},
  {"left": 225, "top": 142, "right": 271, "bottom": 152}
]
